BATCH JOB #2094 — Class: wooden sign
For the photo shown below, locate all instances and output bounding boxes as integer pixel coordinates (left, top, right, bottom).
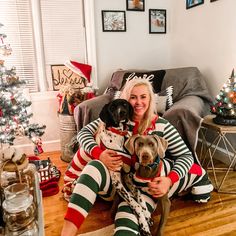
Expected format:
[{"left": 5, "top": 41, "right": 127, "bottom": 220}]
[{"left": 51, "top": 64, "right": 87, "bottom": 91}]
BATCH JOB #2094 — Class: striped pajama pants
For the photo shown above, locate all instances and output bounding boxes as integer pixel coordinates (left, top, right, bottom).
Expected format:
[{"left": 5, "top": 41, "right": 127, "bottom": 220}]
[
  {"left": 65, "top": 160, "right": 213, "bottom": 235},
  {"left": 65, "top": 160, "right": 157, "bottom": 235}
]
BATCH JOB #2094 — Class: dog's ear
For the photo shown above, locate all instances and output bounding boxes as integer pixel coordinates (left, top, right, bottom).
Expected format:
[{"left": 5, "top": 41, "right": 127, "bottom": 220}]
[
  {"left": 99, "top": 103, "right": 110, "bottom": 124},
  {"left": 127, "top": 102, "right": 134, "bottom": 120},
  {"left": 124, "top": 134, "right": 140, "bottom": 155},
  {"left": 153, "top": 135, "right": 168, "bottom": 159}
]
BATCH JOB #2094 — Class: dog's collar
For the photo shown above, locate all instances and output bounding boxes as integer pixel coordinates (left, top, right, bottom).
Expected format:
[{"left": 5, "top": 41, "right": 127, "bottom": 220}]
[
  {"left": 146, "top": 156, "right": 160, "bottom": 169},
  {"left": 107, "top": 127, "right": 128, "bottom": 136},
  {"left": 138, "top": 156, "right": 162, "bottom": 179}
]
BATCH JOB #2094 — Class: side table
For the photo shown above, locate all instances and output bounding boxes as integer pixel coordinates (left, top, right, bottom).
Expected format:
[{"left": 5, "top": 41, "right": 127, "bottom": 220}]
[{"left": 199, "top": 115, "right": 236, "bottom": 194}]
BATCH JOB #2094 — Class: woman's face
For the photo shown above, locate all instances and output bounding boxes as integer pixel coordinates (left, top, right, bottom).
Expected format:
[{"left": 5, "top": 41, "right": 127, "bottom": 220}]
[{"left": 128, "top": 84, "right": 150, "bottom": 121}]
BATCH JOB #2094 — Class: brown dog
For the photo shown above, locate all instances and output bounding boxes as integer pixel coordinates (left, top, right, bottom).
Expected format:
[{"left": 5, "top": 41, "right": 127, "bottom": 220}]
[{"left": 125, "top": 134, "right": 171, "bottom": 236}]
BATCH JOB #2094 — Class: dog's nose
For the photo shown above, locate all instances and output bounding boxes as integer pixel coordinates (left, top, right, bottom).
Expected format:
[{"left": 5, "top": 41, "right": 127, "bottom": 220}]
[{"left": 142, "top": 154, "right": 149, "bottom": 161}]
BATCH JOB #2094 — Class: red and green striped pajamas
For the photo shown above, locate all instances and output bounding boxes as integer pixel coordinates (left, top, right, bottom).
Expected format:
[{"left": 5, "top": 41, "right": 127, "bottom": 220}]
[{"left": 64, "top": 115, "right": 213, "bottom": 234}]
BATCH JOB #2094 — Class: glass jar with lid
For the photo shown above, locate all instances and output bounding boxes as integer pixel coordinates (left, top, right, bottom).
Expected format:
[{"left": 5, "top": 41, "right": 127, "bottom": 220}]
[{"left": 2, "top": 183, "right": 38, "bottom": 235}]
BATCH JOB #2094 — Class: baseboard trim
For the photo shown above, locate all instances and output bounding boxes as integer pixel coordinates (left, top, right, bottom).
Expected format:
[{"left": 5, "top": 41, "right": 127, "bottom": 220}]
[{"left": 14, "top": 139, "right": 61, "bottom": 155}]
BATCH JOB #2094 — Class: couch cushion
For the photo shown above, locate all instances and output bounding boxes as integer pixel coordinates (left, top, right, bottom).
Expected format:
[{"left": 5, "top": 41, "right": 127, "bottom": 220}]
[
  {"left": 105, "top": 69, "right": 166, "bottom": 95},
  {"left": 121, "top": 70, "right": 166, "bottom": 93}
]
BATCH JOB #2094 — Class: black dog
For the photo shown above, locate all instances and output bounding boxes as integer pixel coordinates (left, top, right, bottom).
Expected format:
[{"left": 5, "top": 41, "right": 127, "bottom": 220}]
[
  {"left": 62, "top": 99, "right": 133, "bottom": 200},
  {"left": 95, "top": 99, "right": 133, "bottom": 156},
  {"left": 99, "top": 98, "right": 133, "bottom": 128}
]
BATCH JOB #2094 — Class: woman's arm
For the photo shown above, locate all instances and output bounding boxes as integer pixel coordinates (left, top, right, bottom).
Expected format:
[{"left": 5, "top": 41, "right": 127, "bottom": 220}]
[
  {"left": 163, "top": 121, "right": 194, "bottom": 184},
  {"left": 77, "top": 118, "right": 122, "bottom": 170},
  {"left": 77, "top": 118, "right": 103, "bottom": 159}
]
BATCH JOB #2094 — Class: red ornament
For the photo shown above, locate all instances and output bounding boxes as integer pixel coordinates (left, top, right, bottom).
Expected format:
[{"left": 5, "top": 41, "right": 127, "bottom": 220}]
[{"left": 211, "top": 106, "right": 216, "bottom": 113}]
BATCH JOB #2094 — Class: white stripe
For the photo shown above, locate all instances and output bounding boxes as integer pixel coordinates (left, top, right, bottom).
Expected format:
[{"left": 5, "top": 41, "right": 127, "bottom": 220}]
[
  {"left": 64, "top": 175, "right": 77, "bottom": 182},
  {"left": 115, "top": 211, "right": 137, "bottom": 222},
  {"left": 155, "top": 123, "right": 165, "bottom": 132},
  {"left": 73, "top": 183, "right": 96, "bottom": 203},
  {"left": 168, "top": 180, "right": 179, "bottom": 198},
  {"left": 84, "top": 164, "right": 103, "bottom": 187},
  {"left": 68, "top": 202, "right": 88, "bottom": 218},
  {"left": 191, "top": 184, "right": 214, "bottom": 195},
  {"left": 103, "top": 164, "right": 112, "bottom": 192},
  {"left": 114, "top": 226, "right": 138, "bottom": 235},
  {"left": 68, "top": 167, "right": 81, "bottom": 177},
  {"left": 73, "top": 153, "right": 89, "bottom": 170},
  {"left": 178, "top": 174, "right": 190, "bottom": 193},
  {"left": 164, "top": 128, "right": 176, "bottom": 138}
]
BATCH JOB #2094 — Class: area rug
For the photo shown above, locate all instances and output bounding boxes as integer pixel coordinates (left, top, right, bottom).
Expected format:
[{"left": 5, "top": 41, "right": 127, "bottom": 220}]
[{"left": 78, "top": 224, "right": 114, "bottom": 236}]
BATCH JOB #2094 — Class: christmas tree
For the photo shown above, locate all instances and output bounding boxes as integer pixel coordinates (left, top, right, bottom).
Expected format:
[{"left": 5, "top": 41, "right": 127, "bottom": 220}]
[
  {"left": 0, "top": 23, "right": 46, "bottom": 154},
  {"left": 211, "top": 69, "right": 236, "bottom": 125}
]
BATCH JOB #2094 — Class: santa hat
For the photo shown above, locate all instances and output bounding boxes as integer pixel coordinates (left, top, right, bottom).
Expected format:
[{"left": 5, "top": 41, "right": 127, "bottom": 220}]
[{"left": 64, "top": 60, "right": 92, "bottom": 82}]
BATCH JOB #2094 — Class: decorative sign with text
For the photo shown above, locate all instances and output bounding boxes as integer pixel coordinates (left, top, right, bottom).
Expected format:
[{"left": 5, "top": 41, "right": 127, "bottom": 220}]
[{"left": 51, "top": 64, "right": 87, "bottom": 91}]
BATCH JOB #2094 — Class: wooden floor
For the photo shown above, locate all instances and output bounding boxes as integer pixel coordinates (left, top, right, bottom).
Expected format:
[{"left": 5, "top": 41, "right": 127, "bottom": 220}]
[{"left": 41, "top": 151, "right": 236, "bottom": 236}]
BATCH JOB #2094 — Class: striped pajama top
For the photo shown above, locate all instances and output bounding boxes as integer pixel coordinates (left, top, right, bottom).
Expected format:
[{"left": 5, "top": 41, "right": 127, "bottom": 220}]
[{"left": 77, "top": 115, "right": 194, "bottom": 185}]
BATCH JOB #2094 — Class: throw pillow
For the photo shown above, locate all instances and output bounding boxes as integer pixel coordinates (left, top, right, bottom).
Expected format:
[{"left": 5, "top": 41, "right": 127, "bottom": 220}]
[
  {"left": 121, "top": 70, "right": 166, "bottom": 93},
  {"left": 155, "top": 86, "right": 174, "bottom": 114}
]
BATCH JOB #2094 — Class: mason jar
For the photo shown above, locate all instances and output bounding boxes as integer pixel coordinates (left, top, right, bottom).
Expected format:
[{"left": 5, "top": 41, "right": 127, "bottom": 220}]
[{"left": 2, "top": 183, "right": 38, "bottom": 234}]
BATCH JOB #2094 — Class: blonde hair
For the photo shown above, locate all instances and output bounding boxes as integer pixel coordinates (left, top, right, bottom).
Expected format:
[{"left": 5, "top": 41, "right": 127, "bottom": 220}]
[{"left": 120, "top": 78, "right": 156, "bottom": 134}]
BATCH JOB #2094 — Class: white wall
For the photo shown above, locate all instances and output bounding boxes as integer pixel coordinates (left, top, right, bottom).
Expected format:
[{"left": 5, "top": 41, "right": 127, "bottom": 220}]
[
  {"left": 95, "top": 0, "right": 236, "bottom": 97},
  {"left": 94, "top": 0, "right": 172, "bottom": 93},
  {"left": 18, "top": 0, "right": 236, "bottom": 154},
  {"left": 171, "top": 0, "right": 236, "bottom": 97},
  {"left": 14, "top": 91, "right": 60, "bottom": 154}
]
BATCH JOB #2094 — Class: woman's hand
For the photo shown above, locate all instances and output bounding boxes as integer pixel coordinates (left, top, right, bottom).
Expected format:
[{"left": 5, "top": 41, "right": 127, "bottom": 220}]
[
  {"left": 148, "top": 176, "right": 172, "bottom": 198},
  {"left": 99, "top": 149, "right": 123, "bottom": 171}
]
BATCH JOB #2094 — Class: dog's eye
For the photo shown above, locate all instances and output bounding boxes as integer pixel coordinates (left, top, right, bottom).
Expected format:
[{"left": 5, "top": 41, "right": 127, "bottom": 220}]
[
  {"left": 148, "top": 142, "right": 154, "bottom": 147},
  {"left": 138, "top": 142, "right": 143, "bottom": 147},
  {"left": 109, "top": 105, "right": 115, "bottom": 112}
]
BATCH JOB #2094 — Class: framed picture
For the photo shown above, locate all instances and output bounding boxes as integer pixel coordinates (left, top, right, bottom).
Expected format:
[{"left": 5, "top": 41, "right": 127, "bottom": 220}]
[
  {"left": 102, "top": 11, "right": 126, "bottom": 32},
  {"left": 126, "top": 0, "right": 145, "bottom": 11},
  {"left": 186, "top": 0, "right": 204, "bottom": 9},
  {"left": 149, "top": 9, "right": 166, "bottom": 34},
  {"left": 51, "top": 65, "right": 87, "bottom": 91}
]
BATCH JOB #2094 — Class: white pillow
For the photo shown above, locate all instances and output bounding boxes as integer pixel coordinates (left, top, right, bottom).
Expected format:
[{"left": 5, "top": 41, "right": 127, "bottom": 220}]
[{"left": 155, "top": 86, "right": 174, "bottom": 114}]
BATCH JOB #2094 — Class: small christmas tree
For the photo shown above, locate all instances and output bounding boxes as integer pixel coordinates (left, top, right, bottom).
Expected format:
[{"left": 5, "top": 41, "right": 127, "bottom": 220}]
[
  {"left": 211, "top": 69, "right": 236, "bottom": 125},
  {"left": 0, "top": 23, "right": 46, "bottom": 154}
]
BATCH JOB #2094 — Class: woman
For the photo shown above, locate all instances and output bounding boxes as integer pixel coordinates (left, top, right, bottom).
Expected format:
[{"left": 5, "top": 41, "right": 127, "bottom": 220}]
[{"left": 61, "top": 78, "right": 213, "bottom": 236}]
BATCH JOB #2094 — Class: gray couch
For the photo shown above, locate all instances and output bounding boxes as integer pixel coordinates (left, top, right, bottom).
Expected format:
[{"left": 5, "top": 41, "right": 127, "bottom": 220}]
[{"left": 74, "top": 67, "right": 213, "bottom": 159}]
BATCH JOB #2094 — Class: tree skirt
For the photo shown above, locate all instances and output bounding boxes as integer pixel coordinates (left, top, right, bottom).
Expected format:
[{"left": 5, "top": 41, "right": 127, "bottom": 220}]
[{"left": 78, "top": 224, "right": 114, "bottom": 236}]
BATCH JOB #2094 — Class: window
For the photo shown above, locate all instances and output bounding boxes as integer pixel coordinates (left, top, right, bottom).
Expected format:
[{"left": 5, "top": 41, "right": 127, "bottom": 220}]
[
  {"left": 1, "top": 0, "right": 39, "bottom": 92},
  {"left": 0, "top": 0, "right": 87, "bottom": 93}
]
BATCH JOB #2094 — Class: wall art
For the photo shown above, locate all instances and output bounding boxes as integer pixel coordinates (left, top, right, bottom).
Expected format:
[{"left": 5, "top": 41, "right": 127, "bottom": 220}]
[
  {"left": 149, "top": 9, "right": 166, "bottom": 34},
  {"left": 126, "top": 0, "right": 145, "bottom": 11},
  {"left": 102, "top": 11, "right": 126, "bottom": 32},
  {"left": 186, "top": 0, "right": 204, "bottom": 9}
]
